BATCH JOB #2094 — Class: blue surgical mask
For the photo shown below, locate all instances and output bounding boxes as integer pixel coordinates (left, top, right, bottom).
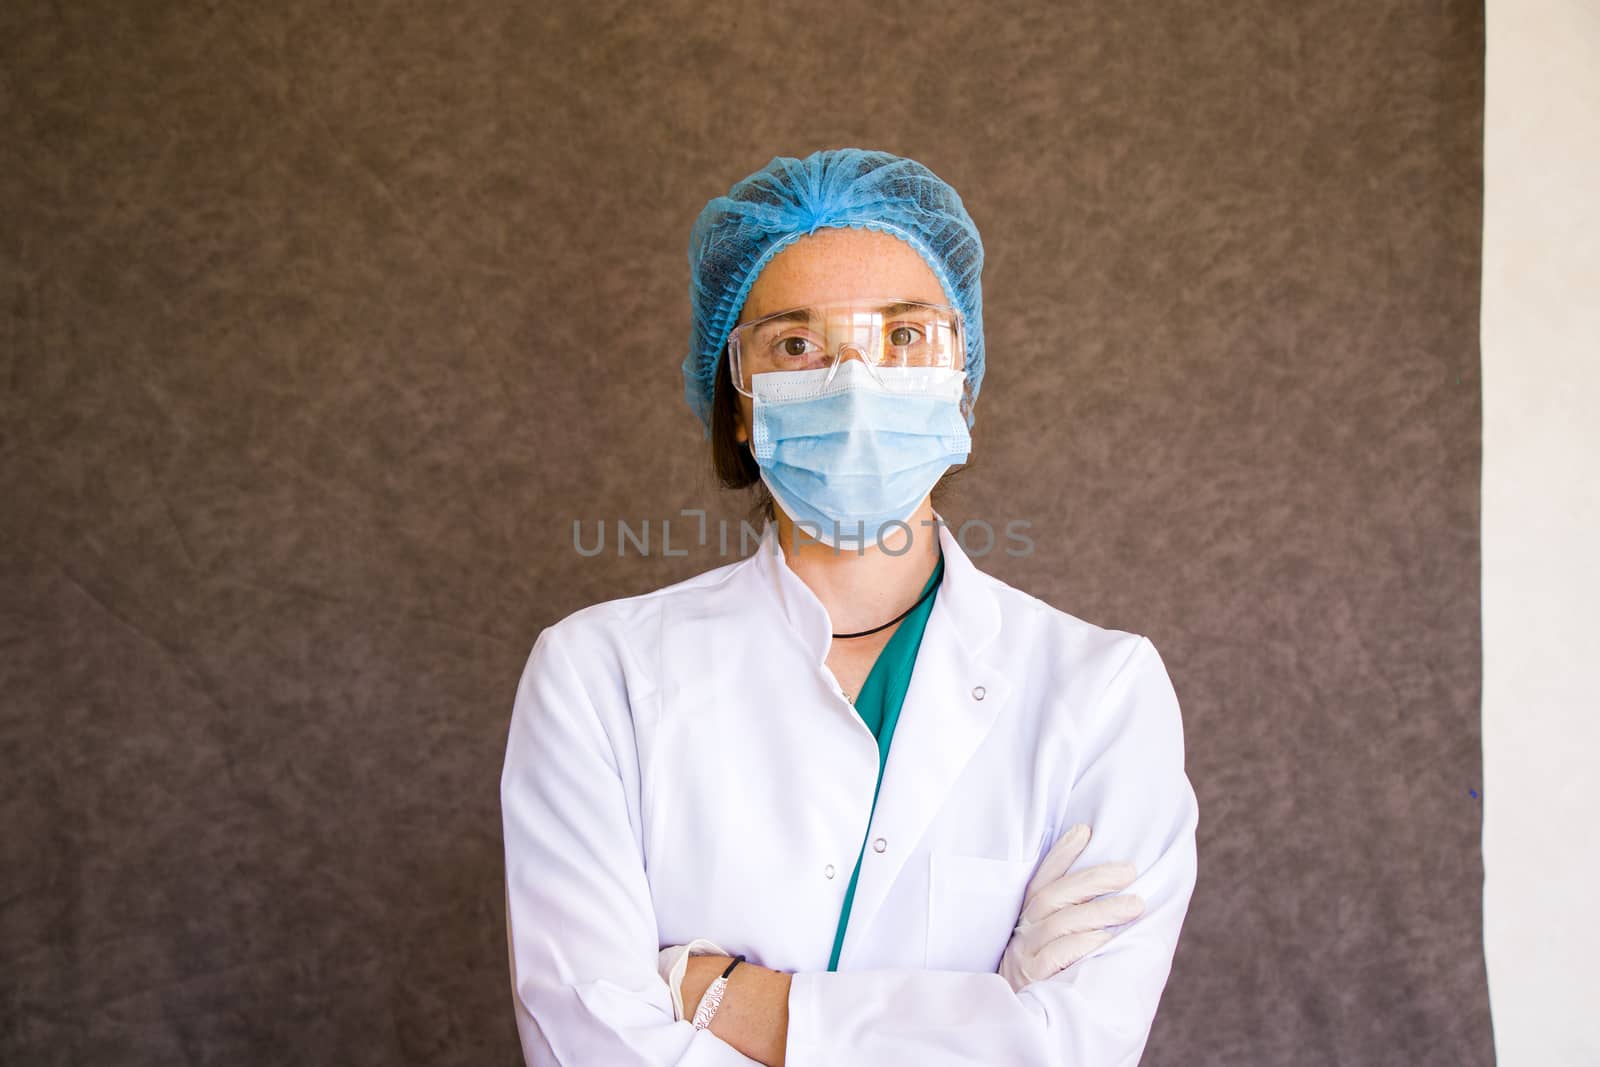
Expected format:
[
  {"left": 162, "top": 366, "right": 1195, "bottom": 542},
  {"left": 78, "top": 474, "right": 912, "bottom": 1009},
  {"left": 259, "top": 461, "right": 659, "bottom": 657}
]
[{"left": 748, "top": 361, "right": 971, "bottom": 549}]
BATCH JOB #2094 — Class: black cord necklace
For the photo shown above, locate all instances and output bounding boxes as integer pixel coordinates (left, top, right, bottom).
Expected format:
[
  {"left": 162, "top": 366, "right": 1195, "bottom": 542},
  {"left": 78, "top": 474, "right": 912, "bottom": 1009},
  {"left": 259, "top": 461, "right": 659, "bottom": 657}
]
[{"left": 831, "top": 555, "right": 944, "bottom": 639}]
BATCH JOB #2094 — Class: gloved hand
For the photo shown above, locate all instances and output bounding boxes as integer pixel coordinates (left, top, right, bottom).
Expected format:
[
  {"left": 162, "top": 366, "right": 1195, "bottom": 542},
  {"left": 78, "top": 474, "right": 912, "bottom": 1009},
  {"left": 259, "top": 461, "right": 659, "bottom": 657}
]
[
  {"left": 656, "top": 938, "right": 730, "bottom": 1021},
  {"left": 998, "top": 822, "right": 1146, "bottom": 992}
]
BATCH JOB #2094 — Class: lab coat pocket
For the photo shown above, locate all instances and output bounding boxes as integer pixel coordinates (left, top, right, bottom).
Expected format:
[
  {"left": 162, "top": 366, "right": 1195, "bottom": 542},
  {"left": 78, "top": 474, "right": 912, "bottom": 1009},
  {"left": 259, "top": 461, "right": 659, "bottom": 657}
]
[{"left": 925, "top": 852, "right": 1036, "bottom": 973}]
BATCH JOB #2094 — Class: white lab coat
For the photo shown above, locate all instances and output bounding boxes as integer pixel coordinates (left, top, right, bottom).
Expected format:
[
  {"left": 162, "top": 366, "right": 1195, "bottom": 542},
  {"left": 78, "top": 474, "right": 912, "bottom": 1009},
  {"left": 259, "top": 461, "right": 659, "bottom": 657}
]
[{"left": 501, "top": 513, "right": 1199, "bottom": 1066}]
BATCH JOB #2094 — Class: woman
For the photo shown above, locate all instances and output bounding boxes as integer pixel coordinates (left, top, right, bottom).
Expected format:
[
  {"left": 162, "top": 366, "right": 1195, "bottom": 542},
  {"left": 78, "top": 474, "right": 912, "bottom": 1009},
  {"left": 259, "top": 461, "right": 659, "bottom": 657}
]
[{"left": 501, "top": 148, "right": 1199, "bottom": 1066}]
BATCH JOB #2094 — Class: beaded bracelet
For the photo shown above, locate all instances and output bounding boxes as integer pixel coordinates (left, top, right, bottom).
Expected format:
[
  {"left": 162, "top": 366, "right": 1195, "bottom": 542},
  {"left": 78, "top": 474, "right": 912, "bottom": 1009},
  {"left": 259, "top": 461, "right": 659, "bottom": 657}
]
[{"left": 689, "top": 954, "right": 747, "bottom": 1031}]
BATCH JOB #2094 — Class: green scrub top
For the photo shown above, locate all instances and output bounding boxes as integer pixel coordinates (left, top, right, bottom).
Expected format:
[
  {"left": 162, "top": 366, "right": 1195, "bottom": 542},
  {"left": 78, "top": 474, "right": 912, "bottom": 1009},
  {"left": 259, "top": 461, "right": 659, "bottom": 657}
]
[{"left": 827, "top": 549, "right": 946, "bottom": 971}]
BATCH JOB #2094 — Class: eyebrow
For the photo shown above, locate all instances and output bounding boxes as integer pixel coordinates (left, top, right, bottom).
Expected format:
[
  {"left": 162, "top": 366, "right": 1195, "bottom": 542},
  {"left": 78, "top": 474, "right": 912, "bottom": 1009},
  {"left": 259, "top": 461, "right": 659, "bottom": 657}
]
[
  {"left": 749, "top": 301, "right": 934, "bottom": 326},
  {"left": 879, "top": 301, "right": 934, "bottom": 316},
  {"left": 751, "top": 308, "right": 812, "bottom": 326}
]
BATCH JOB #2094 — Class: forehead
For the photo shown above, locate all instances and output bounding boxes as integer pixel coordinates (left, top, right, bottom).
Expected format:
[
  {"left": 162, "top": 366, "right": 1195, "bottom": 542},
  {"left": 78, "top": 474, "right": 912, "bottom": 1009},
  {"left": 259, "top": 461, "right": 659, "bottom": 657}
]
[{"left": 739, "top": 227, "right": 947, "bottom": 324}]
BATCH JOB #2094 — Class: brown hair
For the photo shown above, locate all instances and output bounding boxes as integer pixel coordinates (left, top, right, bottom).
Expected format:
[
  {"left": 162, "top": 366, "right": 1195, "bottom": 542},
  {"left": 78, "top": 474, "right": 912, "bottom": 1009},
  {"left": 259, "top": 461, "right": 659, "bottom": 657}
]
[{"left": 708, "top": 348, "right": 972, "bottom": 529}]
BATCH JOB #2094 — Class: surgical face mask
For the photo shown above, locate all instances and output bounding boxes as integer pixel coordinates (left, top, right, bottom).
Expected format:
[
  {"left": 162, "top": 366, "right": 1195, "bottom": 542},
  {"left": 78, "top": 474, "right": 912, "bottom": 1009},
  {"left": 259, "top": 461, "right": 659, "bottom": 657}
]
[{"left": 748, "top": 360, "right": 971, "bottom": 550}]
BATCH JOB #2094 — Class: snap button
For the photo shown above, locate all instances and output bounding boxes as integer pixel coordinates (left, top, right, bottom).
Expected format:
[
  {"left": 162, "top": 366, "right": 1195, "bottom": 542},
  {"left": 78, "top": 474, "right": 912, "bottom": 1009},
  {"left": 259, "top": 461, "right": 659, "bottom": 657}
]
[
  {"left": 872, "top": 837, "right": 887, "bottom": 853},
  {"left": 972, "top": 685, "right": 987, "bottom": 700},
  {"left": 824, "top": 864, "right": 835, "bottom": 879}
]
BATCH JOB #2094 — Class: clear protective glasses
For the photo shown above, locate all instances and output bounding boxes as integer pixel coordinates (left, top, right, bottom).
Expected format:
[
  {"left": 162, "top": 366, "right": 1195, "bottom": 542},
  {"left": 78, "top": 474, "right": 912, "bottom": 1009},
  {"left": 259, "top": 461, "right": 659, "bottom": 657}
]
[{"left": 726, "top": 297, "right": 966, "bottom": 398}]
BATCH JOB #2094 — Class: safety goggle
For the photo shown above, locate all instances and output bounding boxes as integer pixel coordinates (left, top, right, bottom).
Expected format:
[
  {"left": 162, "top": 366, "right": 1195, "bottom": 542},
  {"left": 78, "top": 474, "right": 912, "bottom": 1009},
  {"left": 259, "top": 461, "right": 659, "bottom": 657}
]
[{"left": 726, "top": 297, "right": 966, "bottom": 398}]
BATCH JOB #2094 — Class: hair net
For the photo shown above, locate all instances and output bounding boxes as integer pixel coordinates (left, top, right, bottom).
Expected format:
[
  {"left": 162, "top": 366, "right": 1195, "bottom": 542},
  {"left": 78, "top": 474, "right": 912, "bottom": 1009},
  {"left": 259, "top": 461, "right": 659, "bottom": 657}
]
[{"left": 682, "top": 147, "right": 986, "bottom": 438}]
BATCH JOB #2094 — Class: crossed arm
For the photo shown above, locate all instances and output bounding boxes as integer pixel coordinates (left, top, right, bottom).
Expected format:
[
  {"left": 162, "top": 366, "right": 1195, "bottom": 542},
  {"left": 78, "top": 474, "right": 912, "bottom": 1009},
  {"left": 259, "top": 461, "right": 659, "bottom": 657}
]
[{"left": 502, "top": 628, "right": 1197, "bottom": 1067}]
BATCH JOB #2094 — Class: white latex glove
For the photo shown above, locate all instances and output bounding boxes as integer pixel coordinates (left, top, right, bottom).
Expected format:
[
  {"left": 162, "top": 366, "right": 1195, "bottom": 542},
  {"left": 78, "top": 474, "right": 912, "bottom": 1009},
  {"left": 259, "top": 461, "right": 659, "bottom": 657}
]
[
  {"left": 656, "top": 937, "right": 730, "bottom": 1021},
  {"left": 998, "top": 822, "right": 1146, "bottom": 992}
]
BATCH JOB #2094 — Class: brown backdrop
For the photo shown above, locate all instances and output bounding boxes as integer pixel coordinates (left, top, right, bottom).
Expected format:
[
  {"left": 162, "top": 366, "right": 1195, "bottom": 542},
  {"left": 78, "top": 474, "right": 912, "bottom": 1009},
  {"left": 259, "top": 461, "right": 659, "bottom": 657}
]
[{"left": 1, "top": 1, "right": 1489, "bottom": 1064}]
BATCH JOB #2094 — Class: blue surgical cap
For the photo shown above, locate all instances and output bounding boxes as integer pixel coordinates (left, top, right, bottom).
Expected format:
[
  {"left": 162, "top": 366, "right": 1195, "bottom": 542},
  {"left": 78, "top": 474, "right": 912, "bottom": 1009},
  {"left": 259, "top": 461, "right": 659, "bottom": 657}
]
[{"left": 682, "top": 147, "right": 986, "bottom": 439}]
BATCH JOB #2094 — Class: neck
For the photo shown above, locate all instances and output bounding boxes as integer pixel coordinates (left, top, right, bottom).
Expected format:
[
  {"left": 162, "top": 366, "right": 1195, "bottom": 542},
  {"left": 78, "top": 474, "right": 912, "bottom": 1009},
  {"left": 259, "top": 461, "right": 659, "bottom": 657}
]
[{"left": 773, "top": 502, "right": 944, "bottom": 637}]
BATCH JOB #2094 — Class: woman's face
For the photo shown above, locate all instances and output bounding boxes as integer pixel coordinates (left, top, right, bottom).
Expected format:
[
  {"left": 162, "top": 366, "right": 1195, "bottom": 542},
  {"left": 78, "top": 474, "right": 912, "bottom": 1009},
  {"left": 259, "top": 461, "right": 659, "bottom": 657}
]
[{"left": 731, "top": 227, "right": 951, "bottom": 446}]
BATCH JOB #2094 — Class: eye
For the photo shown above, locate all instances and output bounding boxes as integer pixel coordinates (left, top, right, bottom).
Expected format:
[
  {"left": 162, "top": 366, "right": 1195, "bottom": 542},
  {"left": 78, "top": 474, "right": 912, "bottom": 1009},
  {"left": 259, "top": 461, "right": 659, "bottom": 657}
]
[
  {"left": 779, "top": 335, "right": 814, "bottom": 357},
  {"left": 887, "top": 324, "right": 925, "bottom": 348}
]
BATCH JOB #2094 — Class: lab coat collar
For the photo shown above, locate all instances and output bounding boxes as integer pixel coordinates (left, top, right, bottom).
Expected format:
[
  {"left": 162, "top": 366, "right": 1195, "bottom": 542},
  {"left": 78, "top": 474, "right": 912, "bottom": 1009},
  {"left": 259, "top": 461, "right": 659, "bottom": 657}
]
[{"left": 748, "top": 509, "right": 1002, "bottom": 664}]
